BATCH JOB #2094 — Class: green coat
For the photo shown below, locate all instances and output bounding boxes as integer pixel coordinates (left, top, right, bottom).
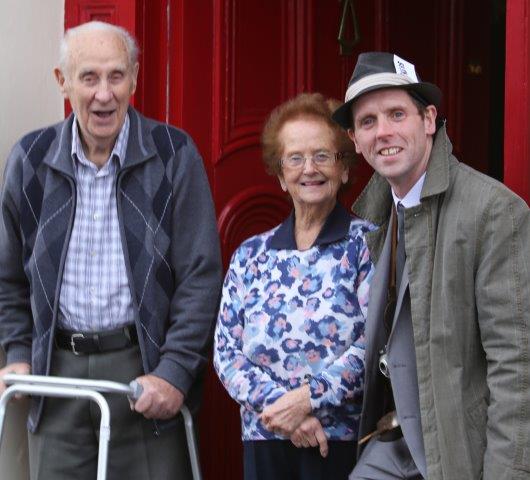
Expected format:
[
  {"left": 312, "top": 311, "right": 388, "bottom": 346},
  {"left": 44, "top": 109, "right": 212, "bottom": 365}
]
[{"left": 352, "top": 125, "right": 530, "bottom": 480}]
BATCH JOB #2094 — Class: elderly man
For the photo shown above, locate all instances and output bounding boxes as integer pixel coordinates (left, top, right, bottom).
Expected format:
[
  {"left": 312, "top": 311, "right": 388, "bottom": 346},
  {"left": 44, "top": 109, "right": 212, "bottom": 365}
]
[
  {"left": 0, "top": 21, "right": 221, "bottom": 479},
  {"left": 331, "top": 52, "right": 530, "bottom": 480}
]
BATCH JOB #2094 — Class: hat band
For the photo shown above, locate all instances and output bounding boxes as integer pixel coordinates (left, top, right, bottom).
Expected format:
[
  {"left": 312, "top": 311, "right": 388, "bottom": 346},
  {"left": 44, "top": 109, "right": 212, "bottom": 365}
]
[{"left": 344, "top": 72, "right": 415, "bottom": 102}]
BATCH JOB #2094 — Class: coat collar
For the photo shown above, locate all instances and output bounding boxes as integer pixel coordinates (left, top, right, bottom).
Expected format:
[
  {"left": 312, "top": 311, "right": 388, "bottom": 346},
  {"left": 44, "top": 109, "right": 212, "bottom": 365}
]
[
  {"left": 269, "top": 202, "right": 352, "bottom": 250},
  {"left": 121, "top": 107, "right": 158, "bottom": 169},
  {"left": 419, "top": 122, "right": 453, "bottom": 200},
  {"left": 43, "top": 106, "right": 157, "bottom": 177},
  {"left": 44, "top": 114, "right": 76, "bottom": 178}
]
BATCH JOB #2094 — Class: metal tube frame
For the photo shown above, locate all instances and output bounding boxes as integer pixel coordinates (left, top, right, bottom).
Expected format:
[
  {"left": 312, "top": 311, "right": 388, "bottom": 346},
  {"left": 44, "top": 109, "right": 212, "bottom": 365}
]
[
  {"left": 0, "top": 383, "right": 110, "bottom": 480},
  {"left": 0, "top": 374, "right": 202, "bottom": 480}
]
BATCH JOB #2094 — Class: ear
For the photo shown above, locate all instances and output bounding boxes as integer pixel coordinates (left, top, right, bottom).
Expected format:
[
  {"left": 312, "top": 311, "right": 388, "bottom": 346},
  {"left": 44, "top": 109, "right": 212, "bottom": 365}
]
[
  {"left": 130, "top": 62, "right": 140, "bottom": 95},
  {"left": 278, "top": 175, "right": 287, "bottom": 192},
  {"left": 424, "top": 105, "right": 437, "bottom": 135},
  {"left": 54, "top": 67, "right": 69, "bottom": 99},
  {"left": 347, "top": 128, "right": 361, "bottom": 154}
]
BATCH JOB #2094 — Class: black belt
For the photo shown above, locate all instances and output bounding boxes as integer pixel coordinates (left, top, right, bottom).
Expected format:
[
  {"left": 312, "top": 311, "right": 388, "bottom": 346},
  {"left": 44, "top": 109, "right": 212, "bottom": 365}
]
[{"left": 55, "top": 325, "right": 138, "bottom": 355}]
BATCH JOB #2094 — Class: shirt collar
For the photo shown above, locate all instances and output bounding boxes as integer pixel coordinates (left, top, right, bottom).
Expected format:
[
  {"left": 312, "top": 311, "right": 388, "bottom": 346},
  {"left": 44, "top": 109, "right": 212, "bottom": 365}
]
[
  {"left": 391, "top": 172, "right": 426, "bottom": 209},
  {"left": 71, "top": 113, "right": 130, "bottom": 169},
  {"left": 269, "top": 202, "right": 352, "bottom": 250}
]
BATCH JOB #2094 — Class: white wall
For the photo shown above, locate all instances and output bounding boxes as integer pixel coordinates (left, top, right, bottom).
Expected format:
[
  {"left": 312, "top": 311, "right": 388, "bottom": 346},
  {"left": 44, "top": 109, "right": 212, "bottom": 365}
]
[
  {"left": 0, "top": 0, "right": 65, "bottom": 172},
  {"left": 0, "top": 1, "right": 64, "bottom": 478}
]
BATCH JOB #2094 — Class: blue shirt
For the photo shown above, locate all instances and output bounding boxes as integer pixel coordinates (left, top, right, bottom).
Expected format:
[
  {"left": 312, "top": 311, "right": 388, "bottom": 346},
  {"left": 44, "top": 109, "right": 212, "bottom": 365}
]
[{"left": 214, "top": 204, "right": 375, "bottom": 441}]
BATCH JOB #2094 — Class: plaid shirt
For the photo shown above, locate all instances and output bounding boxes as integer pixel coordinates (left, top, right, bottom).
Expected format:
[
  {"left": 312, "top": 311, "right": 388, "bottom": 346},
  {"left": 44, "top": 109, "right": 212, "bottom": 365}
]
[{"left": 58, "top": 115, "right": 135, "bottom": 331}]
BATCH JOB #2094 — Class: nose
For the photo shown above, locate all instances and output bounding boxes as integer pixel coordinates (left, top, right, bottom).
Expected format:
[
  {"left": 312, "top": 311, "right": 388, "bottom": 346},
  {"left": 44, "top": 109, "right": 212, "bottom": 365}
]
[
  {"left": 94, "top": 81, "right": 113, "bottom": 103},
  {"left": 302, "top": 157, "right": 317, "bottom": 174},
  {"left": 375, "top": 116, "right": 394, "bottom": 138}
]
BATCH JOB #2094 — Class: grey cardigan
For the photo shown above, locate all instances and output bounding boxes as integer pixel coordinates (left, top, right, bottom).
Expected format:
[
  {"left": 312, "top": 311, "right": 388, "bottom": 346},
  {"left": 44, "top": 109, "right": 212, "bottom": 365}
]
[
  {"left": 353, "top": 125, "right": 530, "bottom": 480},
  {"left": 0, "top": 108, "right": 222, "bottom": 431}
]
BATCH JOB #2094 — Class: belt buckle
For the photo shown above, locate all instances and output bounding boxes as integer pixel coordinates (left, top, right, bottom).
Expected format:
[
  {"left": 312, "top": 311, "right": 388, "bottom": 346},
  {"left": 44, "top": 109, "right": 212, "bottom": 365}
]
[{"left": 70, "top": 333, "right": 85, "bottom": 355}]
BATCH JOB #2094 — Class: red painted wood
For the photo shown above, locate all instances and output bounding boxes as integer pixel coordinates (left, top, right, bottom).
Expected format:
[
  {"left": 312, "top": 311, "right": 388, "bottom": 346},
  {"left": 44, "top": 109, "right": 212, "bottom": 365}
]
[
  {"left": 218, "top": 187, "right": 291, "bottom": 269},
  {"left": 434, "top": 0, "right": 464, "bottom": 155},
  {"left": 166, "top": 0, "right": 215, "bottom": 181},
  {"left": 504, "top": 0, "right": 530, "bottom": 204},
  {"left": 65, "top": 0, "right": 134, "bottom": 27},
  {"left": 373, "top": 0, "right": 389, "bottom": 51},
  {"left": 134, "top": 0, "right": 167, "bottom": 122}
]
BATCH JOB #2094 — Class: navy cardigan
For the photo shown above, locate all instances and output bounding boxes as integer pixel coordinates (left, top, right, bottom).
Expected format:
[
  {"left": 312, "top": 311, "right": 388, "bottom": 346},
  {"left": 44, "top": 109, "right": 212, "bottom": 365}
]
[{"left": 0, "top": 107, "right": 222, "bottom": 431}]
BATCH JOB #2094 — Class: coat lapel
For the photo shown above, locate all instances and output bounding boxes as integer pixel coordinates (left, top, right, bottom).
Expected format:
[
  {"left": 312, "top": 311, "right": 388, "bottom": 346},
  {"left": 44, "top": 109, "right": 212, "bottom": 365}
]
[
  {"left": 359, "top": 216, "right": 392, "bottom": 440},
  {"left": 364, "top": 220, "right": 392, "bottom": 356}
]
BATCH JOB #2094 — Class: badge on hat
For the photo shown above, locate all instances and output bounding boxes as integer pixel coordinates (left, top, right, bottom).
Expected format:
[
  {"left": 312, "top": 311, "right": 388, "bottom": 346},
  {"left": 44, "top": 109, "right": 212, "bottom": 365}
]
[{"left": 393, "top": 55, "right": 418, "bottom": 82}]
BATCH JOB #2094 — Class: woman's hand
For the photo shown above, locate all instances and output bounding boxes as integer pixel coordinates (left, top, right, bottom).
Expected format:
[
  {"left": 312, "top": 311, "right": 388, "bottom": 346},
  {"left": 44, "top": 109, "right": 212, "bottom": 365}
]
[
  {"left": 290, "top": 415, "right": 328, "bottom": 458},
  {"left": 260, "top": 384, "right": 312, "bottom": 436}
]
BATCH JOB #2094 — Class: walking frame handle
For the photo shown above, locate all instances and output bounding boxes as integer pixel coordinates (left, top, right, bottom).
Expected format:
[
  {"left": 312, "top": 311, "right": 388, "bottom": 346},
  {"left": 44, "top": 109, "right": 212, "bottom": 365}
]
[{"left": 0, "top": 374, "right": 202, "bottom": 480}]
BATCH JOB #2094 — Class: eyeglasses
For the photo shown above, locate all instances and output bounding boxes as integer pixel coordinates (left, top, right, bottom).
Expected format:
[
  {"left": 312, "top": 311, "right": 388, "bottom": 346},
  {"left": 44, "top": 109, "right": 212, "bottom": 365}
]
[{"left": 280, "top": 151, "right": 349, "bottom": 169}]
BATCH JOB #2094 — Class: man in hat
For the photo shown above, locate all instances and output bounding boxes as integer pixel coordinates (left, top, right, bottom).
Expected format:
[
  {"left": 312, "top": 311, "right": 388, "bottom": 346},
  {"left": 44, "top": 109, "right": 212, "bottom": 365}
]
[
  {"left": 0, "top": 21, "right": 222, "bottom": 479},
  {"left": 332, "top": 52, "right": 530, "bottom": 479}
]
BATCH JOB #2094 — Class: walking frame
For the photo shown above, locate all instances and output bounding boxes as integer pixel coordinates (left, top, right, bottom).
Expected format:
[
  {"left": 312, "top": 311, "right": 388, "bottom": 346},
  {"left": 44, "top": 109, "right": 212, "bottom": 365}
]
[{"left": 0, "top": 374, "right": 202, "bottom": 480}]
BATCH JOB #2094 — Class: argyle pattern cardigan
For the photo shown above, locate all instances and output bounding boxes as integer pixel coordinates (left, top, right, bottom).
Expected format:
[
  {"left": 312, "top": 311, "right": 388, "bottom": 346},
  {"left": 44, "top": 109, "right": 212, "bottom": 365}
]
[{"left": 0, "top": 107, "right": 222, "bottom": 431}]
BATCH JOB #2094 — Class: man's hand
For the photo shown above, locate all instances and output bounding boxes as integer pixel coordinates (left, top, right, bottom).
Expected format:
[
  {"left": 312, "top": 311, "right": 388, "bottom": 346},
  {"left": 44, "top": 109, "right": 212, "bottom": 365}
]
[
  {"left": 132, "top": 374, "right": 184, "bottom": 420},
  {"left": 260, "top": 384, "right": 312, "bottom": 436},
  {"left": 0, "top": 362, "right": 31, "bottom": 396},
  {"left": 290, "top": 415, "right": 328, "bottom": 457}
]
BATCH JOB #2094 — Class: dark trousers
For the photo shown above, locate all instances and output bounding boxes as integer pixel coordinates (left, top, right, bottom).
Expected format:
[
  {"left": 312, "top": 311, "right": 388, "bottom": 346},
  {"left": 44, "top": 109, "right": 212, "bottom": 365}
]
[
  {"left": 349, "top": 437, "right": 423, "bottom": 480},
  {"left": 28, "top": 345, "right": 193, "bottom": 480},
  {"left": 243, "top": 440, "right": 356, "bottom": 480}
]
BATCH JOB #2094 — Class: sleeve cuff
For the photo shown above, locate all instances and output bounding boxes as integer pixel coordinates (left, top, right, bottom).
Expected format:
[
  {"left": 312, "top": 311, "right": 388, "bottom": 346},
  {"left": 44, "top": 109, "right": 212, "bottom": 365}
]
[
  {"left": 151, "top": 358, "right": 194, "bottom": 397},
  {"left": 247, "top": 384, "right": 288, "bottom": 413},
  {"left": 5, "top": 344, "right": 32, "bottom": 366},
  {"left": 308, "top": 376, "right": 332, "bottom": 410}
]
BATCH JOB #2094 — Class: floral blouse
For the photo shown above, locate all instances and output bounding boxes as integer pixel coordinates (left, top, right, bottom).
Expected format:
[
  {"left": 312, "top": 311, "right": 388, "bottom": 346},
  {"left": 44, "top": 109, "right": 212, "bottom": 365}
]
[{"left": 214, "top": 204, "right": 374, "bottom": 441}]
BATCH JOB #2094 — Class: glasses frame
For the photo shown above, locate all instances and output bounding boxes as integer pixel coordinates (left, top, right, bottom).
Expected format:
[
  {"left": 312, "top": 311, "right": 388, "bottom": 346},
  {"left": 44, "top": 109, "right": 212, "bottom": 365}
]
[{"left": 280, "top": 151, "right": 350, "bottom": 170}]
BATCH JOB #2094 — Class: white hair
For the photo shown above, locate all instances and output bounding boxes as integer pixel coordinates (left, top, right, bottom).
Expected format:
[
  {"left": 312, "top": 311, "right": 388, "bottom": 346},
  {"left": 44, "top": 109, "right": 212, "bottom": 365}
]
[{"left": 59, "top": 21, "right": 139, "bottom": 74}]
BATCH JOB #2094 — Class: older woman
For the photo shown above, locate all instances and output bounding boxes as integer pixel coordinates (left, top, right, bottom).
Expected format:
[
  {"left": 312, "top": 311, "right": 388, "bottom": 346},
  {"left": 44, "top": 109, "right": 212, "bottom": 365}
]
[{"left": 214, "top": 93, "right": 374, "bottom": 480}]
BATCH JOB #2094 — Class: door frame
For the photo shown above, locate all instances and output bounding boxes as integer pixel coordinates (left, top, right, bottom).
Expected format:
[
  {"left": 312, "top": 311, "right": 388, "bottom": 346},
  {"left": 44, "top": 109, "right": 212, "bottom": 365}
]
[{"left": 504, "top": 0, "right": 530, "bottom": 203}]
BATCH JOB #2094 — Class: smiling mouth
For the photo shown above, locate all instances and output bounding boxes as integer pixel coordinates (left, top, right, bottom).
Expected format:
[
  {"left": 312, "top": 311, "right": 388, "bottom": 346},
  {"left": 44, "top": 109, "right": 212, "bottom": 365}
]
[
  {"left": 379, "top": 147, "right": 402, "bottom": 156},
  {"left": 301, "top": 180, "right": 326, "bottom": 186},
  {"left": 92, "top": 110, "right": 115, "bottom": 119}
]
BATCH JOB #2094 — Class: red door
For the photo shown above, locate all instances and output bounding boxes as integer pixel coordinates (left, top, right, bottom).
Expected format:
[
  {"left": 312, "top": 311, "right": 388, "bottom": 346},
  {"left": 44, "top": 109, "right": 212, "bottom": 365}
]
[
  {"left": 169, "top": 4, "right": 377, "bottom": 477},
  {"left": 64, "top": 1, "right": 517, "bottom": 479}
]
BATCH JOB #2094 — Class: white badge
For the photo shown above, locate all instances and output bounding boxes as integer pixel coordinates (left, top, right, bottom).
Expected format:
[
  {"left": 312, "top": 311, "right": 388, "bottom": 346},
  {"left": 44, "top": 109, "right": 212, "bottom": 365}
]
[{"left": 393, "top": 54, "right": 419, "bottom": 82}]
